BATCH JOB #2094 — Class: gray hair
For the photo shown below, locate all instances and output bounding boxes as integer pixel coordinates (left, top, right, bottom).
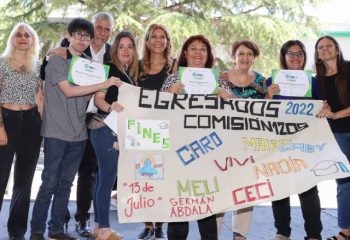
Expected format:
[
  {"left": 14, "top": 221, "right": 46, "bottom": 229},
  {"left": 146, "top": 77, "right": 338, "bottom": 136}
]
[{"left": 91, "top": 12, "right": 114, "bottom": 29}]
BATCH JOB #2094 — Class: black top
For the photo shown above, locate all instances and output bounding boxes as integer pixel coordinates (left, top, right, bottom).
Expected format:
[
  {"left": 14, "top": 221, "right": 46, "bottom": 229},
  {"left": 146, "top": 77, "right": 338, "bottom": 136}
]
[
  {"left": 138, "top": 60, "right": 173, "bottom": 91},
  {"left": 322, "top": 72, "right": 350, "bottom": 133},
  {"left": 97, "top": 63, "right": 135, "bottom": 115}
]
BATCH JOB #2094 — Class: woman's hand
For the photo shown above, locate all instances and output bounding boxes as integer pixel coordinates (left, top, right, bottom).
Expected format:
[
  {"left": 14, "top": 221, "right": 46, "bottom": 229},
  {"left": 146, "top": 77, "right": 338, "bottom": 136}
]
[
  {"left": 103, "top": 77, "right": 123, "bottom": 89},
  {"left": 219, "top": 88, "right": 234, "bottom": 99},
  {"left": 322, "top": 100, "right": 331, "bottom": 110},
  {"left": 316, "top": 108, "right": 337, "bottom": 119},
  {"left": 168, "top": 82, "right": 184, "bottom": 94},
  {"left": 47, "top": 47, "right": 67, "bottom": 59},
  {"left": 317, "top": 103, "right": 350, "bottom": 120},
  {"left": 266, "top": 84, "right": 280, "bottom": 99},
  {"left": 0, "top": 127, "right": 8, "bottom": 145},
  {"left": 110, "top": 101, "right": 124, "bottom": 113}
]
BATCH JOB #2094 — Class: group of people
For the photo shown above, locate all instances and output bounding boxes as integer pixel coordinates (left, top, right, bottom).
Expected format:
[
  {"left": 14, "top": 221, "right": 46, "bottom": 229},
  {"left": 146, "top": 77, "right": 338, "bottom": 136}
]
[{"left": 0, "top": 10, "right": 349, "bottom": 240}]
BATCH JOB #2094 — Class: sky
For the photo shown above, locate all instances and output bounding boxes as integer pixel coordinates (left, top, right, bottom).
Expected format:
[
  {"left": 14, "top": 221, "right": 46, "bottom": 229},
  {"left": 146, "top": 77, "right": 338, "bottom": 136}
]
[{"left": 309, "top": 0, "right": 350, "bottom": 25}]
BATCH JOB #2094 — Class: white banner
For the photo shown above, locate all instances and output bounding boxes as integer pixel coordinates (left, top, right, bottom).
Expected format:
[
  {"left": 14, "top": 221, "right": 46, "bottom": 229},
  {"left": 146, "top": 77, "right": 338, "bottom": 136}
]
[{"left": 113, "top": 84, "right": 350, "bottom": 223}]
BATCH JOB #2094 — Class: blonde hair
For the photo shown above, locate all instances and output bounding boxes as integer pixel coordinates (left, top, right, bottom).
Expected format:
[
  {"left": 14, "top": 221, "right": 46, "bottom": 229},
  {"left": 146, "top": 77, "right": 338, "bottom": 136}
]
[
  {"left": 1, "top": 22, "right": 40, "bottom": 73},
  {"left": 140, "top": 24, "right": 172, "bottom": 80},
  {"left": 110, "top": 31, "right": 139, "bottom": 83}
]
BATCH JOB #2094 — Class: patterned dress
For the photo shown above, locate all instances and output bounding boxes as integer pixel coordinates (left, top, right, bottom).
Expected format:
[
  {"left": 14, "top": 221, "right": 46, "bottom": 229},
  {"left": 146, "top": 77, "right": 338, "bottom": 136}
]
[{"left": 219, "top": 71, "right": 266, "bottom": 99}]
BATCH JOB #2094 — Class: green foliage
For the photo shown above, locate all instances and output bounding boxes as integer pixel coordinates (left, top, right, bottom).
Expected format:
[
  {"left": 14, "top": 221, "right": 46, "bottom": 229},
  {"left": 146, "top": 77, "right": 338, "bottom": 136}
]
[{"left": 0, "top": 0, "right": 322, "bottom": 75}]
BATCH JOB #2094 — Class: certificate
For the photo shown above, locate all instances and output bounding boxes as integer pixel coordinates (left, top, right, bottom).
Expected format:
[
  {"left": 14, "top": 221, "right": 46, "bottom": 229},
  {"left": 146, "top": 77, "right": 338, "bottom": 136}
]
[
  {"left": 178, "top": 67, "right": 219, "bottom": 94},
  {"left": 272, "top": 69, "right": 312, "bottom": 97},
  {"left": 68, "top": 56, "right": 110, "bottom": 86}
]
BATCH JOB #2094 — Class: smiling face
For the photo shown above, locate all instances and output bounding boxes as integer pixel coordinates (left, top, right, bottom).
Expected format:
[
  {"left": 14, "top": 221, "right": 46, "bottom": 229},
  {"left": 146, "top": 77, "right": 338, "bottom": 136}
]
[
  {"left": 185, "top": 40, "right": 208, "bottom": 68},
  {"left": 233, "top": 44, "right": 255, "bottom": 71},
  {"left": 117, "top": 37, "right": 134, "bottom": 67},
  {"left": 147, "top": 28, "right": 168, "bottom": 55},
  {"left": 13, "top": 26, "right": 33, "bottom": 51},
  {"left": 285, "top": 44, "right": 305, "bottom": 70},
  {"left": 316, "top": 37, "right": 338, "bottom": 62}
]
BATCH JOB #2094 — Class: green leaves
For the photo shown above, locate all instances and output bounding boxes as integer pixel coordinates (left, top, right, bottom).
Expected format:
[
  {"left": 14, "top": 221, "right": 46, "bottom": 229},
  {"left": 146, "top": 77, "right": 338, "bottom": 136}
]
[{"left": 0, "top": 0, "right": 320, "bottom": 75}]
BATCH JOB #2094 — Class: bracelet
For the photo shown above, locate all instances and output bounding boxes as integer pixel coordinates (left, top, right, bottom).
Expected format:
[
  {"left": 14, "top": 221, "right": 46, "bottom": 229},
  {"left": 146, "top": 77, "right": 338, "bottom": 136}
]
[{"left": 107, "top": 106, "right": 111, "bottom": 113}]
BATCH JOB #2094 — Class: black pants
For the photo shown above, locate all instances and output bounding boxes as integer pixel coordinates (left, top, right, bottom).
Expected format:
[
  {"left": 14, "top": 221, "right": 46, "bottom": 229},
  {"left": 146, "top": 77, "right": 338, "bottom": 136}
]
[
  {"left": 0, "top": 107, "right": 42, "bottom": 237},
  {"left": 167, "top": 215, "right": 218, "bottom": 240},
  {"left": 272, "top": 186, "right": 323, "bottom": 239}
]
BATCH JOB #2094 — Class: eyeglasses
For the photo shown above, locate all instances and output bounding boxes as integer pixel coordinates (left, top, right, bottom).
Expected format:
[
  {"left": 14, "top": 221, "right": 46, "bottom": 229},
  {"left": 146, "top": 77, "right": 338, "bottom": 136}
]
[
  {"left": 72, "top": 32, "right": 92, "bottom": 41},
  {"left": 286, "top": 51, "right": 304, "bottom": 58}
]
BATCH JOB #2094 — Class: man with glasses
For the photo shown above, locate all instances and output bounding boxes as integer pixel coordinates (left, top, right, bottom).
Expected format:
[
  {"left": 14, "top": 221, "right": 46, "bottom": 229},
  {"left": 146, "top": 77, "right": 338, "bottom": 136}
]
[
  {"left": 41, "top": 12, "right": 114, "bottom": 237},
  {"left": 30, "top": 18, "right": 119, "bottom": 240}
]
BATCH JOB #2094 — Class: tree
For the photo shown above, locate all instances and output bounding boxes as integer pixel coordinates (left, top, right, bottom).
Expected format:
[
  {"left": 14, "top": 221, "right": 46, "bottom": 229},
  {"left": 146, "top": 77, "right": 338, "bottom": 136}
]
[{"left": 0, "top": 0, "right": 322, "bottom": 75}]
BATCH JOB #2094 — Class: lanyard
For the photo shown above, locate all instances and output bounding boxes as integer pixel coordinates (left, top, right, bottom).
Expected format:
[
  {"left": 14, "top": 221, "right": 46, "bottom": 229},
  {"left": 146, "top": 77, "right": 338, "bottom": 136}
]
[{"left": 121, "top": 68, "right": 134, "bottom": 85}]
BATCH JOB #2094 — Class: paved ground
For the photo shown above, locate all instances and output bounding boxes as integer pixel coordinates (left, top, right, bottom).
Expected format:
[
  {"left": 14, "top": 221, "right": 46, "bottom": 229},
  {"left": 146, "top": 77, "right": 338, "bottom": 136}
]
[
  {"left": 0, "top": 200, "right": 340, "bottom": 240},
  {"left": 0, "top": 150, "right": 341, "bottom": 240}
]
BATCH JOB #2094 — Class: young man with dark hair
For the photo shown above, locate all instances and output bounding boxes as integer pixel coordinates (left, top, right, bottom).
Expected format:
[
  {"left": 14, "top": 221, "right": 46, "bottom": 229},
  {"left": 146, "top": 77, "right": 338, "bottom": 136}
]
[
  {"left": 42, "top": 12, "right": 115, "bottom": 237},
  {"left": 29, "top": 18, "right": 119, "bottom": 240}
]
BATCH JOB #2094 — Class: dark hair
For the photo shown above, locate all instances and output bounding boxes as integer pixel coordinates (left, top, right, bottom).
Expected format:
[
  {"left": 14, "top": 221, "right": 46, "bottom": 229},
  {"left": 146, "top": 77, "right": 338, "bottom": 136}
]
[
  {"left": 68, "top": 18, "right": 94, "bottom": 39},
  {"left": 231, "top": 40, "right": 260, "bottom": 58},
  {"left": 314, "top": 35, "right": 348, "bottom": 105},
  {"left": 110, "top": 31, "right": 139, "bottom": 82},
  {"left": 280, "top": 40, "right": 306, "bottom": 69},
  {"left": 60, "top": 38, "right": 70, "bottom": 48},
  {"left": 177, "top": 35, "right": 214, "bottom": 68}
]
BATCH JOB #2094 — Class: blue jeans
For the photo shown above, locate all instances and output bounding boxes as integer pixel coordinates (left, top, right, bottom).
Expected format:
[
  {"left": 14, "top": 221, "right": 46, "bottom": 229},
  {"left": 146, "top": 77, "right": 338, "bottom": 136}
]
[
  {"left": 30, "top": 137, "right": 86, "bottom": 234},
  {"left": 91, "top": 126, "right": 119, "bottom": 228},
  {"left": 334, "top": 132, "right": 350, "bottom": 229}
]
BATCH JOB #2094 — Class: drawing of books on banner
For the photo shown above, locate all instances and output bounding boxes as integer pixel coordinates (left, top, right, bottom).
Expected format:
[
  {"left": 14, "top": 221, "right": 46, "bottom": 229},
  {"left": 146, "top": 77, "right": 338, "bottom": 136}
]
[{"left": 311, "top": 160, "right": 350, "bottom": 176}]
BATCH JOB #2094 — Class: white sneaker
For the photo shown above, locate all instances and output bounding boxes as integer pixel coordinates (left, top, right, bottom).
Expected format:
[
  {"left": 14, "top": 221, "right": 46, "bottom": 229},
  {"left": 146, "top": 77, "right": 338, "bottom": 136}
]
[
  {"left": 110, "top": 197, "right": 118, "bottom": 210},
  {"left": 110, "top": 191, "right": 118, "bottom": 210},
  {"left": 274, "top": 234, "right": 291, "bottom": 240}
]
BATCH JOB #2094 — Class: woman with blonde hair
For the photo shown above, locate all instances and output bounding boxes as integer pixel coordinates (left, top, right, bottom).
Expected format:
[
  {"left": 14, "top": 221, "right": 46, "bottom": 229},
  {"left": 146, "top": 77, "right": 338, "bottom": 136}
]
[
  {"left": 137, "top": 23, "right": 174, "bottom": 240},
  {"left": 138, "top": 23, "right": 174, "bottom": 90},
  {"left": 0, "top": 22, "right": 43, "bottom": 240}
]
